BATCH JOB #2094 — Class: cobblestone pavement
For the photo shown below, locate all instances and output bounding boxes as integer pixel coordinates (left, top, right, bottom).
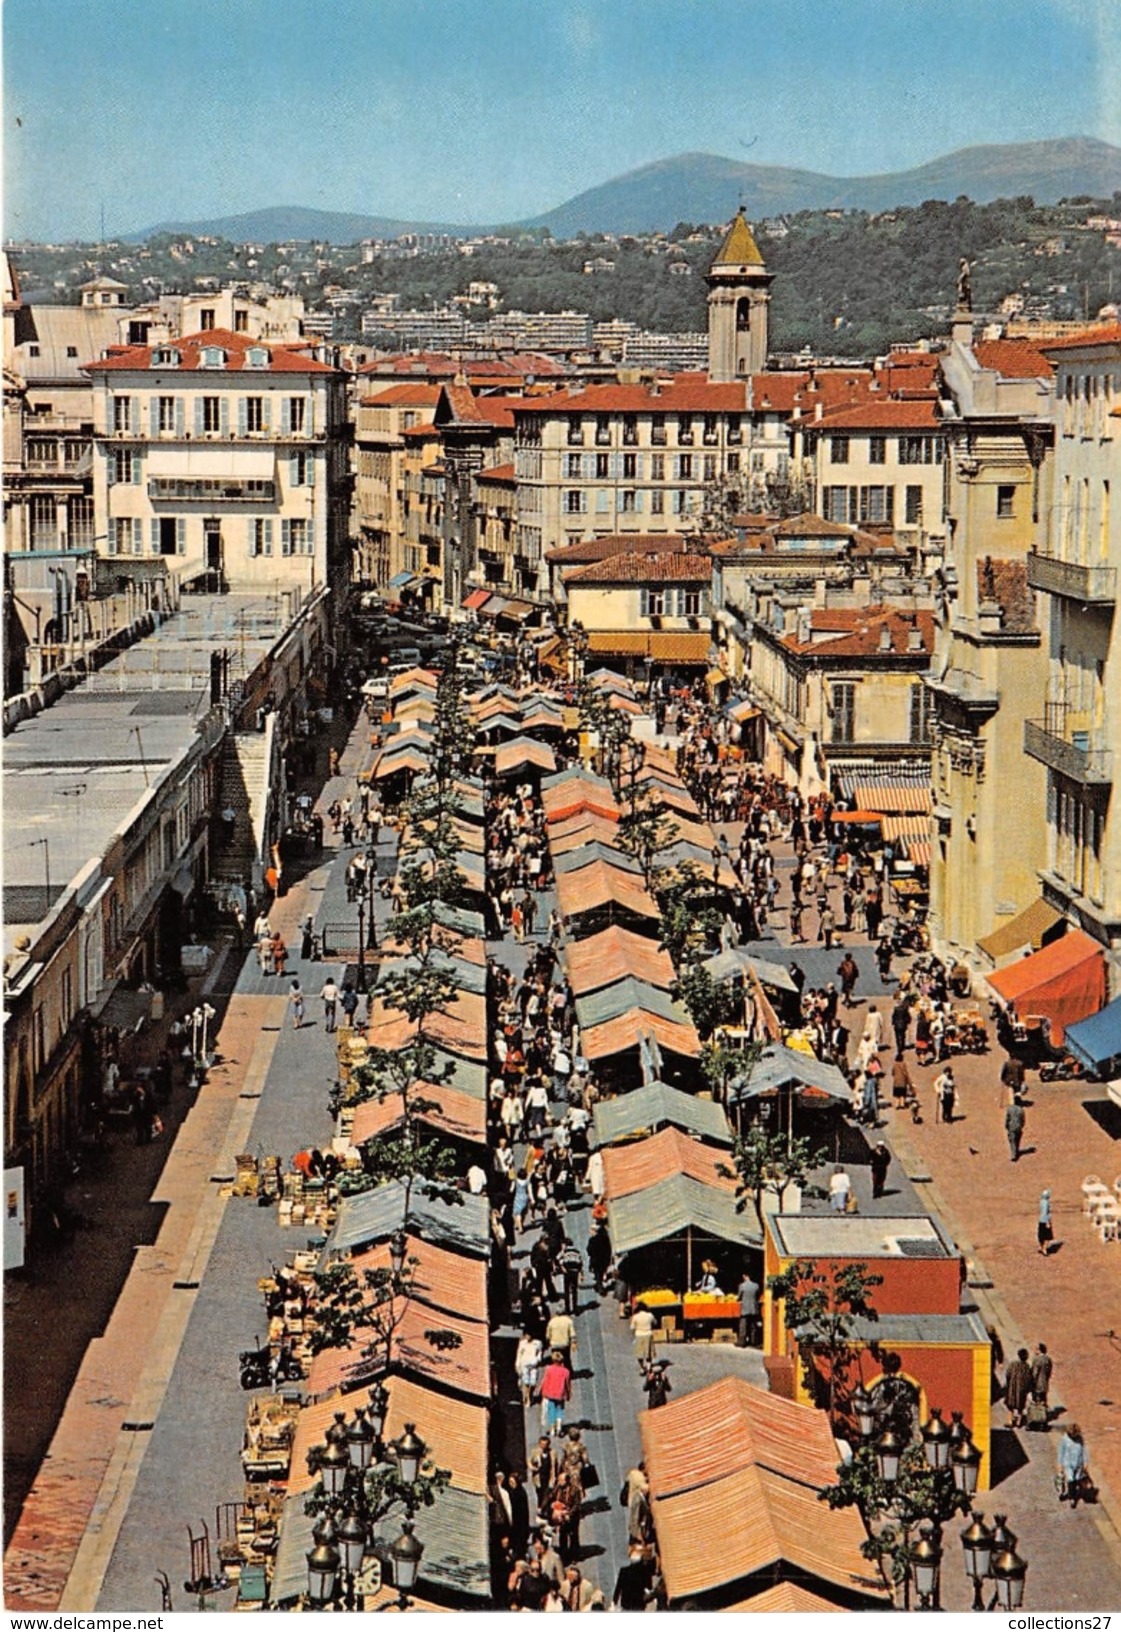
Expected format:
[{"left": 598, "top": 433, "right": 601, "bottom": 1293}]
[{"left": 734, "top": 818, "right": 1121, "bottom": 1608}]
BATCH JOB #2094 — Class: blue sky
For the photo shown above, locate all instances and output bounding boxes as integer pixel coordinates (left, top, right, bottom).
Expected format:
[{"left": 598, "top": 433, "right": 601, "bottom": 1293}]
[{"left": 4, "top": 0, "right": 1119, "bottom": 241}]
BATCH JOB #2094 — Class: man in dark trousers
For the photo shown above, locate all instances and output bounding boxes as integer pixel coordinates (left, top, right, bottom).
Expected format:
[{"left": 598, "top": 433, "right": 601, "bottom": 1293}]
[
  {"left": 870, "top": 1141, "right": 892, "bottom": 1199},
  {"left": 837, "top": 953, "right": 860, "bottom": 1008},
  {"left": 736, "top": 1270, "right": 760, "bottom": 1348},
  {"left": 1005, "top": 1095, "right": 1027, "bottom": 1161},
  {"left": 892, "top": 994, "right": 912, "bottom": 1058},
  {"left": 613, "top": 1546, "right": 653, "bottom": 1612}
]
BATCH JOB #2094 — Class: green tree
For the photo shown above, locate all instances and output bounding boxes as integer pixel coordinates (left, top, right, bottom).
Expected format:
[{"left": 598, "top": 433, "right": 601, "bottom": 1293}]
[
  {"left": 766, "top": 1258, "right": 884, "bottom": 1422},
  {"left": 655, "top": 861, "right": 723, "bottom": 964},
  {"left": 719, "top": 1122, "right": 827, "bottom": 1222},
  {"left": 672, "top": 963, "right": 739, "bottom": 1040}
]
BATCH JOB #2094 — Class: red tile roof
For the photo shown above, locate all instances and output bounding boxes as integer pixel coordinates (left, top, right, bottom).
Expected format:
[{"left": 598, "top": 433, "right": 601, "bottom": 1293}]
[
  {"left": 783, "top": 605, "right": 934, "bottom": 659},
  {"left": 85, "top": 328, "right": 335, "bottom": 373},
  {"left": 566, "top": 551, "right": 712, "bottom": 585},
  {"left": 477, "top": 461, "right": 515, "bottom": 483},
  {"left": 358, "top": 383, "right": 443, "bottom": 406},
  {"left": 811, "top": 398, "right": 940, "bottom": 430},
  {"left": 972, "top": 339, "right": 1055, "bottom": 378},
  {"left": 516, "top": 377, "right": 750, "bottom": 414},
  {"left": 976, "top": 556, "right": 1036, "bottom": 633},
  {"left": 1041, "top": 323, "right": 1121, "bottom": 352},
  {"left": 546, "top": 533, "right": 694, "bottom": 566}
]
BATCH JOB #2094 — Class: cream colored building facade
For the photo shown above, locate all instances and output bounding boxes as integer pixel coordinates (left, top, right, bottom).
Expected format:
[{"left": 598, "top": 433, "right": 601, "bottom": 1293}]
[
  {"left": 1027, "top": 327, "right": 1121, "bottom": 961},
  {"left": 926, "top": 322, "right": 1054, "bottom": 966},
  {"left": 85, "top": 329, "right": 350, "bottom": 597},
  {"left": 353, "top": 382, "right": 440, "bottom": 587}
]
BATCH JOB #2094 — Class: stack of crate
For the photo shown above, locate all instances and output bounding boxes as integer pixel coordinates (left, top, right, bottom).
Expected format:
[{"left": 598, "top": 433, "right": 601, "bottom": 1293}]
[{"left": 233, "top": 1154, "right": 259, "bottom": 1198}]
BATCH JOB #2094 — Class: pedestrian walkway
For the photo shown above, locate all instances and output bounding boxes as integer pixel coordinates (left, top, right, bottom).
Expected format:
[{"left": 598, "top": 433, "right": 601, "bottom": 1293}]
[{"left": 4, "top": 706, "right": 379, "bottom": 1612}]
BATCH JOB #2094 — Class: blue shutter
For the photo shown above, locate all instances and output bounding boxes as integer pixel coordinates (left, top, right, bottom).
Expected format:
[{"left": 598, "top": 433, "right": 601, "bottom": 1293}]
[
  {"left": 175, "top": 398, "right": 185, "bottom": 436},
  {"left": 149, "top": 396, "right": 159, "bottom": 434},
  {"left": 133, "top": 453, "right": 142, "bottom": 484},
  {"left": 106, "top": 452, "right": 115, "bottom": 487},
  {"left": 640, "top": 588, "right": 649, "bottom": 617},
  {"left": 263, "top": 519, "right": 273, "bottom": 556},
  {"left": 281, "top": 518, "right": 291, "bottom": 556},
  {"left": 305, "top": 395, "right": 313, "bottom": 435},
  {"left": 151, "top": 518, "right": 160, "bottom": 554},
  {"left": 220, "top": 398, "right": 230, "bottom": 436},
  {"left": 280, "top": 396, "right": 290, "bottom": 435},
  {"left": 635, "top": 490, "right": 644, "bottom": 512},
  {"left": 131, "top": 396, "right": 141, "bottom": 432},
  {"left": 176, "top": 517, "right": 186, "bottom": 555},
  {"left": 290, "top": 453, "right": 301, "bottom": 487},
  {"left": 261, "top": 396, "right": 271, "bottom": 433},
  {"left": 194, "top": 397, "right": 204, "bottom": 436},
  {"left": 238, "top": 397, "right": 248, "bottom": 436},
  {"left": 133, "top": 518, "right": 143, "bottom": 555}
]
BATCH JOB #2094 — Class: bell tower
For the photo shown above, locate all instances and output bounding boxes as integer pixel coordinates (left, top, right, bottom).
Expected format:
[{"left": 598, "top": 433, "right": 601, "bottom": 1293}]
[{"left": 706, "top": 210, "right": 773, "bottom": 383}]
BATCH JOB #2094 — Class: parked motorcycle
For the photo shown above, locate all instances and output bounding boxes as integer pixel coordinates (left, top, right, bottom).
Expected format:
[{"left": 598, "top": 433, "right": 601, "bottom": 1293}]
[{"left": 239, "top": 1338, "right": 302, "bottom": 1391}]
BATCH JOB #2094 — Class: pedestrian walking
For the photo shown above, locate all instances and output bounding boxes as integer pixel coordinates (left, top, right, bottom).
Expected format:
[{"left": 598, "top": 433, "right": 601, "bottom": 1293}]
[
  {"left": 630, "top": 1303, "right": 656, "bottom": 1362},
  {"left": 1057, "top": 1425, "right": 1091, "bottom": 1504},
  {"left": 300, "top": 914, "right": 315, "bottom": 960},
  {"left": 891, "top": 995, "right": 911, "bottom": 1058},
  {"left": 289, "top": 979, "right": 305, "bottom": 1029},
  {"left": 271, "top": 932, "right": 288, "bottom": 977},
  {"left": 789, "top": 899, "right": 804, "bottom": 942},
  {"left": 559, "top": 1238, "right": 583, "bottom": 1315},
  {"left": 1038, "top": 1189, "right": 1054, "bottom": 1255},
  {"left": 935, "top": 1065, "right": 957, "bottom": 1125},
  {"left": 829, "top": 1165, "right": 852, "bottom": 1212},
  {"left": 320, "top": 976, "right": 339, "bottom": 1033},
  {"left": 870, "top": 1141, "right": 891, "bottom": 1199},
  {"left": 837, "top": 952, "right": 859, "bottom": 1007},
  {"left": 1004, "top": 1347, "right": 1032, "bottom": 1427},
  {"left": 539, "top": 1350, "right": 572, "bottom": 1437},
  {"left": 516, "top": 1332, "right": 543, "bottom": 1408},
  {"left": 1030, "top": 1341, "right": 1053, "bottom": 1408},
  {"left": 642, "top": 1359, "right": 672, "bottom": 1409},
  {"left": 736, "top": 1270, "right": 760, "bottom": 1348},
  {"left": 820, "top": 905, "right": 836, "bottom": 949},
  {"left": 1005, "top": 1094, "right": 1026, "bottom": 1161}
]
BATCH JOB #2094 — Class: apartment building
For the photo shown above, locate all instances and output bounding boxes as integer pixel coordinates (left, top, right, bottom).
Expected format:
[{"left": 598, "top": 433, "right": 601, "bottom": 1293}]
[
  {"left": 802, "top": 397, "right": 948, "bottom": 561},
  {"left": 352, "top": 382, "right": 441, "bottom": 586},
  {"left": 84, "top": 329, "right": 351, "bottom": 597},
  {"left": 564, "top": 546, "right": 715, "bottom": 677},
  {"left": 926, "top": 322, "right": 1055, "bottom": 966},
  {"left": 1026, "top": 326, "right": 1121, "bottom": 959},
  {"left": 748, "top": 604, "right": 935, "bottom": 797}
]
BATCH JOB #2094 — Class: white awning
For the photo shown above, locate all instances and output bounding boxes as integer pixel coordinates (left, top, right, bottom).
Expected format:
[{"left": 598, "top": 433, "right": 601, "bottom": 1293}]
[{"left": 146, "top": 448, "right": 275, "bottom": 478}]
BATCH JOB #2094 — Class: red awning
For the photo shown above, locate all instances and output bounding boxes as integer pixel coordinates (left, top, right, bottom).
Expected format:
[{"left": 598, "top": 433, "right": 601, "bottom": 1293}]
[
  {"left": 831, "top": 810, "right": 883, "bottom": 825},
  {"left": 986, "top": 929, "right": 1106, "bottom": 1045},
  {"left": 463, "top": 589, "right": 491, "bottom": 611}
]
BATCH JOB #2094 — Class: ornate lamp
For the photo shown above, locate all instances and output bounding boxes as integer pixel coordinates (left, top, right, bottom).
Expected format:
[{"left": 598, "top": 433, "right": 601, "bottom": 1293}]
[
  {"left": 389, "top": 1229, "right": 408, "bottom": 1276},
  {"left": 850, "top": 1385, "right": 876, "bottom": 1441},
  {"left": 875, "top": 1428, "right": 904, "bottom": 1486},
  {"left": 921, "top": 1407, "right": 951, "bottom": 1471},
  {"left": 393, "top": 1423, "right": 426, "bottom": 1486},
  {"left": 347, "top": 1407, "right": 375, "bottom": 1471},
  {"left": 991, "top": 1548, "right": 1028, "bottom": 1610},
  {"left": 951, "top": 1436, "right": 983, "bottom": 1497},
  {"left": 306, "top": 1537, "right": 340, "bottom": 1605},
  {"left": 960, "top": 1513, "right": 994, "bottom": 1612},
  {"left": 319, "top": 1435, "right": 350, "bottom": 1500},
  {"left": 910, "top": 1529, "right": 942, "bottom": 1609},
  {"left": 390, "top": 1518, "right": 424, "bottom": 1605}
]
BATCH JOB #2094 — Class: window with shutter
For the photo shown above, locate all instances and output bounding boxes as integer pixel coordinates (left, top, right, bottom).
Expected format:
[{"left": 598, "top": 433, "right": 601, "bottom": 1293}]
[
  {"left": 220, "top": 398, "right": 230, "bottom": 436},
  {"left": 281, "top": 519, "right": 292, "bottom": 556},
  {"left": 149, "top": 396, "right": 159, "bottom": 434},
  {"left": 131, "top": 453, "right": 141, "bottom": 484},
  {"left": 132, "top": 518, "right": 143, "bottom": 556},
  {"left": 238, "top": 398, "right": 248, "bottom": 436},
  {"left": 151, "top": 518, "right": 160, "bottom": 554},
  {"left": 194, "top": 397, "right": 205, "bottom": 436},
  {"left": 176, "top": 517, "right": 186, "bottom": 555}
]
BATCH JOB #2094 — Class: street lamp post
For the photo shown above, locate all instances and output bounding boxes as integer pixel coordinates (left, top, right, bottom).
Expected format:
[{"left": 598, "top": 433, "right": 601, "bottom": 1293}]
[
  {"left": 961, "top": 1513, "right": 994, "bottom": 1612},
  {"left": 390, "top": 1519, "right": 424, "bottom": 1610}
]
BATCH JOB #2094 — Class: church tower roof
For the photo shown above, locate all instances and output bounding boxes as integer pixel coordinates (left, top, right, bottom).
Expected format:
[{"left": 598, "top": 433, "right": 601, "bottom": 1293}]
[{"left": 711, "top": 211, "right": 765, "bottom": 271}]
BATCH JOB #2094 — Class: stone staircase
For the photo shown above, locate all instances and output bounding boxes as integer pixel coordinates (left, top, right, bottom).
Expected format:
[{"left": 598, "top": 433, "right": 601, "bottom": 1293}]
[{"left": 210, "top": 722, "right": 275, "bottom": 894}]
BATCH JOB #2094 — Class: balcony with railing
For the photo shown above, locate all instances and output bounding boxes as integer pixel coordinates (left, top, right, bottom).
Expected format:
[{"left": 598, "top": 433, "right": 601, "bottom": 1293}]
[
  {"left": 1024, "top": 701, "right": 1113, "bottom": 784},
  {"left": 1025, "top": 550, "right": 1116, "bottom": 604},
  {"left": 149, "top": 477, "right": 276, "bottom": 503}
]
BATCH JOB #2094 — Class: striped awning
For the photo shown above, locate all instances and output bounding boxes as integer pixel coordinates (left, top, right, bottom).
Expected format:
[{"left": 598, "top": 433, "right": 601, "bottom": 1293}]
[
  {"left": 907, "top": 840, "right": 931, "bottom": 869},
  {"left": 463, "top": 588, "right": 491, "bottom": 611},
  {"left": 881, "top": 813, "right": 930, "bottom": 843},
  {"left": 852, "top": 782, "right": 933, "bottom": 815},
  {"left": 834, "top": 763, "right": 930, "bottom": 798}
]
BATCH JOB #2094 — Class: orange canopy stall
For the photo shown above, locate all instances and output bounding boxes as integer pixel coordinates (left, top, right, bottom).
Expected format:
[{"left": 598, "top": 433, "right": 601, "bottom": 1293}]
[{"left": 986, "top": 929, "right": 1106, "bottom": 1045}]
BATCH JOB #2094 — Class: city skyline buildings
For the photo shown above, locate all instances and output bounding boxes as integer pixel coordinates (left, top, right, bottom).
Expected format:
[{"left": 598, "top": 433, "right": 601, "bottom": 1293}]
[{"left": 4, "top": 0, "right": 1120, "bottom": 244}]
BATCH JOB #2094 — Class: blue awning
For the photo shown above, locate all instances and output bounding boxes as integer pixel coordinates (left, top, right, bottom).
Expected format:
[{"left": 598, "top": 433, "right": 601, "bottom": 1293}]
[
  {"left": 388, "top": 570, "right": 419, "bottom": 589},
  {"left": 1065, "top": 995, "right": 1121, "bottom": 1073}
]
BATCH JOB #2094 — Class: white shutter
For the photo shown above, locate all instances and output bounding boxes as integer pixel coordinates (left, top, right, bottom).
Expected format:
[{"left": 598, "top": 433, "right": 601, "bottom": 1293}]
[{"left": 176, "top": 517, "right": 186, "bottom": 555}]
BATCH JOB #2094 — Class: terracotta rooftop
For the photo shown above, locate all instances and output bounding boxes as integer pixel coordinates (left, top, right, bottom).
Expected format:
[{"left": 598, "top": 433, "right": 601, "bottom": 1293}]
[
  {"left": 976, "top": 556, "right": 1036, "bottom": 633},
  {"left": 477, "top": 461, "right": 515, "bottom": 483},
  {"left": 358, "top": 382, "right": 443, "bottom": 406},
  {"left": 782, "top": 605, "right": 935, "bottom": 659},
  {"left": 566, "top": 551, "right": 713, "bottom": 585},
  {"left": 972, "top": 338, "right": 1055, "bottom": 379},
  {"left": 1041, "top": 323, "right": 1121, "bottom": 352},
  {"left": 85, "top": 328, "right": 335, "bottom": 373},
  {"left": 811, "top": 397, "right": 941, "bottom": 431},
  {"left": 546, "top": 532, "right": 694, "bottom": 566}
]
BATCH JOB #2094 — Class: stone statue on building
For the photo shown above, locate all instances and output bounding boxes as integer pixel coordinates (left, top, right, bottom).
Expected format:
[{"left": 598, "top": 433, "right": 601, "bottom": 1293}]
[{"left": 957, "top": 257, "right": 972, "bottom": 311}]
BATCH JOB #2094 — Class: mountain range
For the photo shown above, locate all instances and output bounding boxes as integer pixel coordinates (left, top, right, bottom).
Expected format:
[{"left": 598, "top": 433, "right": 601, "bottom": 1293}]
[{"left": 130, "top": 136, "right": 1121, "bottom": 244}]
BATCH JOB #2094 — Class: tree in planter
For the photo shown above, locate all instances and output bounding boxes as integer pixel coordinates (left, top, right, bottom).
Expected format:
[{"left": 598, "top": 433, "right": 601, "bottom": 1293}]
[
  {"left": 617, "top": 784, "right": 679, "bottom": 889},
  {"left": 655, "top": 861, "right": 723, "bottom": 965},
  {"left": 720, "top": 1122, "right": 828, "bottom": 1223},
  {"left": 672, "top": 963, "right": 739, "bottom": 1042},
  {"left": 700, "top": 1033, "right": 755, "bottom": 1104},
  {"left": 766, "top": 1257, "right": 883, "bottom": 1423}
]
